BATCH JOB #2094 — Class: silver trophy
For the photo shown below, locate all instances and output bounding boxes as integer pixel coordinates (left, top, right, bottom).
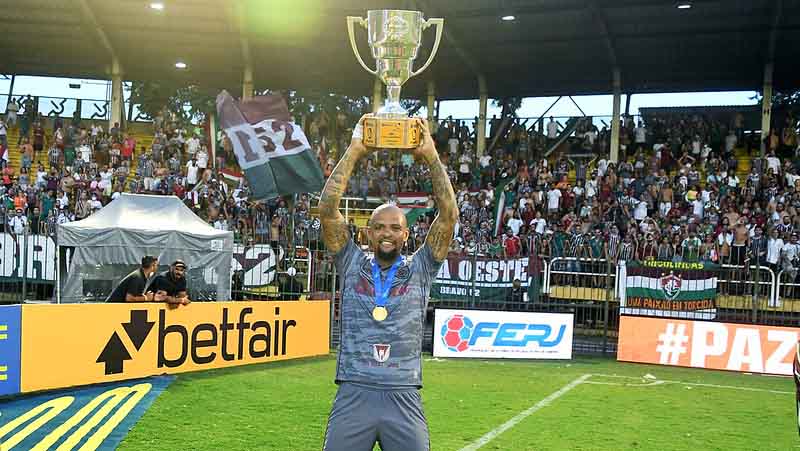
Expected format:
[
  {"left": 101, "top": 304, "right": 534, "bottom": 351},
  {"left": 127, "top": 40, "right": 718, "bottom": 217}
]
[{"left": 347, "top": 10, "right": 444, "bottom": 148}]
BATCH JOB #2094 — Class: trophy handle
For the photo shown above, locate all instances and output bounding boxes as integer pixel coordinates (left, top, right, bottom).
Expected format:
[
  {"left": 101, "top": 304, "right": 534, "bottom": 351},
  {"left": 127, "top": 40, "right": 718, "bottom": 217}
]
[
  {"left": 411, "top": 18, "right": 444, "bottom": 78},
  {"left": 346, "top": 16, "right": 378, "bottom": 76}
]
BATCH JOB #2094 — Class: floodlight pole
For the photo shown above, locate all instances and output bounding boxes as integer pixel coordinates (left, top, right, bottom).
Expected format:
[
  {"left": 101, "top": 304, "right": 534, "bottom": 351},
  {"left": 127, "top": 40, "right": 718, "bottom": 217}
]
[
  {"left": 476, "top": 75, "right": 488, "bottom": 157},
  {"left": 426, "top": 80, "right": 436, "bottom": 134},
  {"left": 109, "top": 58, "right": 123, "bottom": 130},
  {"left": 6, "top": 74, "right": 15, "bottom": 110},
  {"left": 609, "top": 69, "right": 621, "bottom": 163},
  {"left": 760, "top": 62, "right": 773, "bottom": 158},
  {"left": 242, "top": 64, "right": 254, "bottom": 100}
]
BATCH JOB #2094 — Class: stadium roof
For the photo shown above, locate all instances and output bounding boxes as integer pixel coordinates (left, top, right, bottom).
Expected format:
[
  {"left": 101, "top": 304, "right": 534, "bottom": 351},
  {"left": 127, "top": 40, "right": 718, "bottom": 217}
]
[{"left": 2, "top": 0, "right": 799, "bottom": 100}]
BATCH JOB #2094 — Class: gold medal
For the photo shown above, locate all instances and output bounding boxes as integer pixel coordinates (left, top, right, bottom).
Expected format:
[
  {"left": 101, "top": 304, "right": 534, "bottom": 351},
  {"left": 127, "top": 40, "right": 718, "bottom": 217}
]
[{"left": 372, "top": 306, "right": 388, "bottom": 321}]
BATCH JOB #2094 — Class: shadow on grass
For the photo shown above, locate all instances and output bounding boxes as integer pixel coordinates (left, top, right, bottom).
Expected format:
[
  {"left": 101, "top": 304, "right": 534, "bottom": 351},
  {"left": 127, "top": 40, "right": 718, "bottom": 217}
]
[{"left": 170, "top": 353, "right": 337, "bottom": 383}]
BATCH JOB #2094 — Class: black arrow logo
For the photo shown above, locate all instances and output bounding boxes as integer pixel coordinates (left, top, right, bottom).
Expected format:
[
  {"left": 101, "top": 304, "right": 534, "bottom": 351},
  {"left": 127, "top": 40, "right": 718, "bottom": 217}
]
[
  {"left": 96, "top": 332, "right": 131, "bottom": 375},
  {"left": 122, "top": 310, "right": 154, "bottom": 351}
]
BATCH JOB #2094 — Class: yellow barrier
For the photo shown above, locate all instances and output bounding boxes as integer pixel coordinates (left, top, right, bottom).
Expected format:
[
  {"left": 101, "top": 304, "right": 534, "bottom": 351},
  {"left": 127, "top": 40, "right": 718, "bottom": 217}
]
[{"left": 20, "top": 301, "right": 330, "bottom": 393}]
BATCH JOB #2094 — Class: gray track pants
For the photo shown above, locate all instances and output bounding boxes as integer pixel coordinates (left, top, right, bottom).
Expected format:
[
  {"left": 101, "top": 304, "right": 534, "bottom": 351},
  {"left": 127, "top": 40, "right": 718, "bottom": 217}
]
[{"left": 323, "top": 383, "right": 430, "bottom": 451}]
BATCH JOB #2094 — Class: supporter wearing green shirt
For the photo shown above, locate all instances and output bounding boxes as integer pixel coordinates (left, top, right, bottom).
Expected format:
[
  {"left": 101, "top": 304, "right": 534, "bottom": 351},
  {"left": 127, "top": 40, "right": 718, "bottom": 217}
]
[
  {"left": 550, "top": 229, "right": 567, "bottom": 258},
  {"left": 488, "top": 238, "right": 503, "bottom": 258},
  {"left": 588, "top": 230, "right": 604, "bottom": 259},
  {"left": 420, "top": 178, "right": 432, "bottom": 193},
  {"left": 64, "top": 145, "right": 76, "bottom": 167},
  {"left": 40, "top": 192, "right": 55, "bottom": 218},
  {"left": 681, "top": 233, "right": 702, "bottom": 262}
]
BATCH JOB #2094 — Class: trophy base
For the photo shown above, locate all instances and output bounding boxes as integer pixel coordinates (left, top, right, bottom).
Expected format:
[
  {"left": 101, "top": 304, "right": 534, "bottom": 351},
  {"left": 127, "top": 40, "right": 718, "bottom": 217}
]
[{"left": 363, "top": 117, "right": 420, "bottom": 149}]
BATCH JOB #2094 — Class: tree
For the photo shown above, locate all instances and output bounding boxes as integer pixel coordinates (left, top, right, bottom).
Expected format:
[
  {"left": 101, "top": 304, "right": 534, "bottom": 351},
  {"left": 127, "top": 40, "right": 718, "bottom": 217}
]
[
  {"left": 487, "top": 97, "right": 523, "bottom": 149},
  {"left": 128, "top": 81, "right": 216, "bottom": 125},
  {"left": 771, "top": 89, "right": 800, "bottom": 115}
]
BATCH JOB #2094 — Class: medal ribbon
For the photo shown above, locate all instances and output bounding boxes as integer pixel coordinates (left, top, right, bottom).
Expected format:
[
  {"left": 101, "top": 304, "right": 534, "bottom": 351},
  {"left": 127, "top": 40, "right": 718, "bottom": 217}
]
[{"left": 371, "top": 256, "right": 403, "bottom": 309}]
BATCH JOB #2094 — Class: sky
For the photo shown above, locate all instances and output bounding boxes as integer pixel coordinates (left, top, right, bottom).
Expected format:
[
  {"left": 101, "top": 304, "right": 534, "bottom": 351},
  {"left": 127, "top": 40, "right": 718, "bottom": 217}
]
[{"left": 0, "top": 75, "right": 758, "bottom": 123}]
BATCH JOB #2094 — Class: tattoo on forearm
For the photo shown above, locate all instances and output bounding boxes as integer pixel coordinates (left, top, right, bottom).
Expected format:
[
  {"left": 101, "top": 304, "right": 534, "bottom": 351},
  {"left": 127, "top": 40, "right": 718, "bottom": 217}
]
[
  {"left": 424, "top": 154, "right": 458, "bottom": 261},
  {"left": 318, "top": 149, "right": 361, "bottom": 253}
]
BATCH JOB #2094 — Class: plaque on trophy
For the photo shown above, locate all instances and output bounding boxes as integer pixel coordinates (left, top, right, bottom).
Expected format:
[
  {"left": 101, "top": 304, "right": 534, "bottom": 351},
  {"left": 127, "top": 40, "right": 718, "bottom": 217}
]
[{"left": 347, "top": 10, "right": 444, "bottom": 149}]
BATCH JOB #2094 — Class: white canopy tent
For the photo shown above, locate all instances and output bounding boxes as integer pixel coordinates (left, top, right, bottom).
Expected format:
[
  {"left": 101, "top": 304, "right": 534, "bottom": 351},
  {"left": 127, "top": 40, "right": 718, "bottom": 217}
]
[{"left": 57, "top": 193, "right": 234, "bottom": 303}]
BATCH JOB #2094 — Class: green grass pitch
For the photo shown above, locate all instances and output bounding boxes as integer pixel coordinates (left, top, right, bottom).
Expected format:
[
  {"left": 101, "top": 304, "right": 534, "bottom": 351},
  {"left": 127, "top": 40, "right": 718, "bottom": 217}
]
[{"left": 118, "top": 355, "right": 798, "bottom": 451}]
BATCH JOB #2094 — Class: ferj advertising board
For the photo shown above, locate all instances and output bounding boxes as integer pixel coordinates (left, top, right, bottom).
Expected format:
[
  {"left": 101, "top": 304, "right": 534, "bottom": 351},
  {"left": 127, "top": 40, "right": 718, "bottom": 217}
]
[{"left": 433, "top": 309, "right": 573, "bottom": 359}]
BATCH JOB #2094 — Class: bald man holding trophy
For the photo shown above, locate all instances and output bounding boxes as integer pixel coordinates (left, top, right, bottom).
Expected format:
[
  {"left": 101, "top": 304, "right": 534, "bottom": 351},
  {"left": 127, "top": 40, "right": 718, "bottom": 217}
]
[{"left": 320, "top": 10, "right": 457, "bottom": 451}]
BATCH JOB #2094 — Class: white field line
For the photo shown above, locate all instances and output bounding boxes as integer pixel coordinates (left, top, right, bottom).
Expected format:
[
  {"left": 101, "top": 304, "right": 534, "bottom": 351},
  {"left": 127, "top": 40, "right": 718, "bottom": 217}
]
[
  {"left": 590, "top": 373, "right": 793, "bottom": 394},
  {"left": 456, "top": 374, "right": 591, "bottom": 451},
  {"left": 585, "top": 380, "right": 667, "bottom": 387}
]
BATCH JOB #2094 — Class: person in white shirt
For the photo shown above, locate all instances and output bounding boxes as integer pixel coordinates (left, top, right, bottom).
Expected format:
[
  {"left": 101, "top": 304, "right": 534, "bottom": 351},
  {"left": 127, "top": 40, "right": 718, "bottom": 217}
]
[
  {"left": 572, "top": 184, "right": 584, "bottom": 202},
  {"left": 0, "top": 118, "right": 7, "bottom": 147},
  {"left": 479, "top": 154, "right": 492, "bottom": 168},
  {"left": 186, "top": 135, "right": 200, "bottom": 157},
  {"left": 767, "top": 229, "right": 784, "bottom": 269},
  {"left": 506, "top": 213, "right": 523, "bottom": 236},
  {"left": 518, "top": 194, "right": 531, "bottom": 210},
  {"left": 213, "top": 218, "right": 229, "bottom": 230},
  {"left": 186, "top": 158, "right": 199, "bottom": 186},
  {"left": 766, "top": 151, "right": 781, "bottom": 175},
  {"left": 546, "top": 117, "right": 558, "bottom": 140},
  {"left": 6, "top": 100, "right": 18, "bottom": 126},
  {"left": 585, "top": 175, "right": 598, "bottom": 200},
  {"left": 8, "top": 210, "right": 27, "bottom": 234},
  {"left": 547, "top": 187, "right": 561, "bottom": 212},
  {"left": 692, "top": 197, "right": 704, "bottom": 219},
  {"left": 78, "top": 142, "right": 92, "bottom": 163},
  {"left": 634, "top": 122, "right": 646, "bottom": 145},
  {"left": 596, "top": 158, "right": 608, "bottom": 177},
  {"left": 196, "top": 146, "right": 209, "bottom": 169},
  {"left": 99, "top": 168, "right": 113, "bottom": 196},
  {"left": 786, "top": 168, "right": 800, "bottom": 189},
  {"left": 58, "top": 191, "right": 70, "bottom": 209},
  {"left": 700, "top": 144, "right": 712, "bottom": 161},
  {"left": 633, "top": 199, "right": 648, "bottom": 221},
  {"left": 530, "top": 211, "right": 547, "bottom": 235},
  {"left": 448, "top": 136, "right": 459, "bottom": 156},
  {"left": 90, "top": 195, "right": 103, "bottom": 211},
  {"left": 56, "top": 207, "right": 74, "bottom": 224},
  {"left": 458, "top": 153, "right": 471, "bottom": 183},
  {"left": 725, "top": 130, "right": 737, "bottom": 153},
  {"left": 726, "top": 172, "right": 740, "bottom": 189},
  {"left": 781, "top": 234, "right": 800, "bottom": 278}
]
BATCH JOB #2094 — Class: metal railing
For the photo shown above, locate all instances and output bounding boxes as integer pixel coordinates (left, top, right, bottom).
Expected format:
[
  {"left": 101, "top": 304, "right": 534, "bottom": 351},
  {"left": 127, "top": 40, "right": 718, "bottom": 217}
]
[{"left": 3, "top": 228, "right": 798, "bottom": 353}]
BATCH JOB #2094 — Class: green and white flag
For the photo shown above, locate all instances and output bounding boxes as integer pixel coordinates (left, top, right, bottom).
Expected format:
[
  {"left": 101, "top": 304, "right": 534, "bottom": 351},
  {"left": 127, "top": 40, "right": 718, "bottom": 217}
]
[
  {"left": 216, "top": 91, "right": 324, "bottom": 201},
  {"left": 493, "top": 177, "right": 516, "bottom": 237},
  {"left": 618, "top": 260, "right": 719, "bottom": 320}
]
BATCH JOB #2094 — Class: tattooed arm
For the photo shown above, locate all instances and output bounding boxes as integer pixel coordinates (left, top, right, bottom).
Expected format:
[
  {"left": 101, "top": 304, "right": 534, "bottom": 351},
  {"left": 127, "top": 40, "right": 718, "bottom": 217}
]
[
  {"left": 318, "top": 116, "right": 370, "bottom": 254},
  {"left": 415, "top": 119, "right": 459, "bottom": 262}
]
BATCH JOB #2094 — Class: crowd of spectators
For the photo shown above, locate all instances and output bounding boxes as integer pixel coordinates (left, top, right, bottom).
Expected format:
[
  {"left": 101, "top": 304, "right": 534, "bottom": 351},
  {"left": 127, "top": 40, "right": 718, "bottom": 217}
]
[
  {"left": 3, "top": 96, "right": 800, "bottom": 283},
  {"left": 445, "top": 111, "right": 800, "bottom": 284},
  {"left": 0, "top": 103, "right": 326, "bottom": 255}
]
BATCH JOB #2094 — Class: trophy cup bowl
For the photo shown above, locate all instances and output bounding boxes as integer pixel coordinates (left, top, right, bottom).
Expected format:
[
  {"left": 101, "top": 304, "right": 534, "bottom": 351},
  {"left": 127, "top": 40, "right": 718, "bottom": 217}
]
[{"left": 347, "top": 10, "right": 444, "bottom": 149}]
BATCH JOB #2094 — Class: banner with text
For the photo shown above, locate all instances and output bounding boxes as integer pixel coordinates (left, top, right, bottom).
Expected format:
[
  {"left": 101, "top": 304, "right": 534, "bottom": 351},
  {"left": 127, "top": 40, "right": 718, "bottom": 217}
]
[
  {"left": 20, "top": 301, "right": 329, "bottom": 392},
  {"left": 617, "top": 315, "right": 800, "bottom": 375},
  {"left": 0, "top": 233, "right": 56, "bottom": 282},
  {"left": 618, "top": 260, "right": 719, "bottom": 320},
  {"left": 0, "top": 234, "right": 285, "bottom": 288},
  {"left": 433, "top": 309, "right": 573, "bottom": 359},
  {"left": 432, "top": 256, "right": 532, "bottom": 301}
]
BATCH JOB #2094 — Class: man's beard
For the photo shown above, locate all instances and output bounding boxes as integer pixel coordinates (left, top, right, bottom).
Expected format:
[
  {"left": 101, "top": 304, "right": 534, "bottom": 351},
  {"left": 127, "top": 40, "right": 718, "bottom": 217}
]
[{"left": 376, "top": 246, "right": 400, "bottom": 262}]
